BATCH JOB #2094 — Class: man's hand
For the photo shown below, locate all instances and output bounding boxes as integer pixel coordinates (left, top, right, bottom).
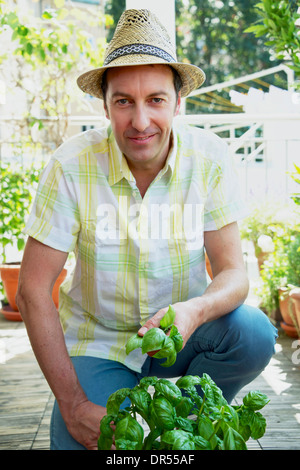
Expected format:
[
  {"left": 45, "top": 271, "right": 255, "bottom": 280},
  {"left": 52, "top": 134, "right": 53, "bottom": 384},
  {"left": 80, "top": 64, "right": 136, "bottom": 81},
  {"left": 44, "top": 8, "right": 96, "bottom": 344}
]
[
  {"left": 63, "top": 400, "right": 114, "bottom": 450},
  {"left": 138, "top": 298, "right": 201, "bottom": 352}
]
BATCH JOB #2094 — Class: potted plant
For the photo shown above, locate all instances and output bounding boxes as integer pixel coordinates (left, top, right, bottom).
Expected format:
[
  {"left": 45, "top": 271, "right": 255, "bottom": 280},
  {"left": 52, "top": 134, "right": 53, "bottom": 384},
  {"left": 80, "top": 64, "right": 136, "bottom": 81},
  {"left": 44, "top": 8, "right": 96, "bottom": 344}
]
[
  {"left": 256, "top": 227, "right": 300, "bottom": 337},
  {"left": 239, "top": 198, "right": 299, "bottom": 271},
  {"left": 0, "top": 162, "right": 67, "bottom": 320}
]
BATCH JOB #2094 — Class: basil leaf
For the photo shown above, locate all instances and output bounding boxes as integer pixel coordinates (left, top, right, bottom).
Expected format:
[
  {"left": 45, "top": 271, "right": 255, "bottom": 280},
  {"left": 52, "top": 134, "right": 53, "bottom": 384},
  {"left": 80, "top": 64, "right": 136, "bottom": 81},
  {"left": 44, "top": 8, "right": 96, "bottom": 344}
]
[
  {"left": 115, "top": 414, "right": 144, "bottom": 449},
  {"left": 175, "top": 396, "right": 194, "bottom": 418},
  {"left": 99, "top": 414, "right": 114, "bottom": 438},
  {"left": 153, "top": 337, "right": 177, "bottom": 367},
  {"left": 141, "top": 327, "right": 167, "bottom": 354},
  {"left": 161, "top": 429, "right": 189, "bottom": 447},
  {"left": 197, "top": 415, "right": 215, "bottom": 441},
  {"left": 115, "top": 438, "right": 139, "bottom": 450},
  {"left": 200, "top": 374, "right": 227, "bottom": 407},
  {"left": 152, "top": 396, "right": 176, "bottom": 430},
  {"left": 223, "top": 426, "right": 247, "bottom": 450},
  {"left": 248, "top": 411, "right": 267, "bottom": 440},
  {"left": 173, "top": 433, "right": 195, "bottom": 450},
  {"left": 175, "top": 416, "right": 195, "bottom": 433},
  {"left": 160, "top": 304, "right": 176, "bottom": 330},
  {"left": 125, "top": 333, "right": 143, "bottom": 354},
  {"left": 243, "top": 390, "right": 270, "bottom": 410},
  {"left": 97, "top": 433, "right": 113, "bottom": 450},
  {"left": 193, "top": 435, "right": 211, "bottom": 450},
  {"left": 169, "top": 324, "right": 183, "bottom": 353},
  {"left": 176, "top": 375, "right": 201, "bottom": 390},
  {"left": 106, "top": 387, "right": 131, "bottom": 416},
  {"left": 139, "top": 376, "right": 158, "bottom": 390},
  {"left": 154, "top": 378, "right": 182, "bottom": 406},
  {"left": 129, "top": 387, "right": 152, "bottom": 417}
]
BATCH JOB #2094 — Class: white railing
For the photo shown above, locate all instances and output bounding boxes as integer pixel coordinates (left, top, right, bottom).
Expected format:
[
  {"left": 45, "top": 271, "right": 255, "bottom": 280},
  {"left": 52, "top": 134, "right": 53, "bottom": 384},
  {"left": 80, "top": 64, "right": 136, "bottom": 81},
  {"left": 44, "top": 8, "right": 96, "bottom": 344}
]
[{"left": 1, "top": 113, "right": 299, "bottom": 202}]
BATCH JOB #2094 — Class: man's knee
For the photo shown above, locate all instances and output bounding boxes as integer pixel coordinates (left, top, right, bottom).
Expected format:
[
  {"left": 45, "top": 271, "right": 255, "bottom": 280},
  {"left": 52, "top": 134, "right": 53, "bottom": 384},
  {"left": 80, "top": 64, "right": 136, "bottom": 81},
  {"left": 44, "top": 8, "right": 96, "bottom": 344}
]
[{"left": 221, "top": 304, "right": 278, "bottom": 373}]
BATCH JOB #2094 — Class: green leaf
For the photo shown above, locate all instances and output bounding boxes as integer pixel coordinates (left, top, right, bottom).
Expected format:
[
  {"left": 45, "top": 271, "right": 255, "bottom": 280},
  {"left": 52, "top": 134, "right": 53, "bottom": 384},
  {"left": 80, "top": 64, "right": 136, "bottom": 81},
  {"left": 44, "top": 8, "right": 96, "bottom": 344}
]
[
  {"left": 115, "top": 414, "right": 144, "bottom": 449},
  {"left": 175, "top": 416, "right": 195, "bottom": 433},
  {"left": 115, "top": 438, "right": 139, "bottom": 450},
  {"left": 152, "top": 396, "right": 176, "bottom": 430},
  {"left": 169, "top": 324, "right": 183, "bottom": 353},
  {"left": 139, "top": 376, "right": 158, "bottom": 390},
  {"left": 97, "top": 433, "right": 113, "bottom": 450},
  {"left": 154, "top": 378, "right": 182, "bottom": 406},
  {"left": 175, "top": 396, "right": 194, "bottom": 418},
  {"left": 153, "top": 336, "right": 177, "bottom": 367},
  {"left": 125, "top": 333, "right": 143, "bottom": 354},
  {"left": 99, "top": 414, "right": 114, "bottom": 438},
  {"left": 106, "top": 387, "right": 131, "bottom": 416},
  {"left": 248, "top": 411, "right": 267, "bottom": 440},
  {"left": 223, "top": 426, "right": 247, "bottom": 450},
  {"left": 243, "top": 390, "right": 270, "bottom": 410},
  {"left": 159, "top": 304, "right": 176, "bottom": 330},
  {"left": 129, "top": 387, "right": 152, "bottom": 417},
  {"left": 176, "top": 375, "right": 201, "bottom": 390},
  {"left": 141, "top": 327, "right": 166, "bottom": 354}
]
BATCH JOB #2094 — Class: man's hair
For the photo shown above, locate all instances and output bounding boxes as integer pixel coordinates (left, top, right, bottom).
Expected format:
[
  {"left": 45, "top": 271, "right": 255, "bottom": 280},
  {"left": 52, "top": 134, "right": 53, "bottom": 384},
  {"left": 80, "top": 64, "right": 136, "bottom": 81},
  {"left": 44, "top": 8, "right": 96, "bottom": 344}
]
[{"left": 101, "top": 65, "right": 183, "bottom": 106}]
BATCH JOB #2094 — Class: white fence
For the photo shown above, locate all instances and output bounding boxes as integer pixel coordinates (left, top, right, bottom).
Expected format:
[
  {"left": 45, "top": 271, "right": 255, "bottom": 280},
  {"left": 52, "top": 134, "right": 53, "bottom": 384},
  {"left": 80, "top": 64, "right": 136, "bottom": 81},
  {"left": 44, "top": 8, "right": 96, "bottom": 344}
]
[{"left": 0, "top": 112, "right": 299, "bottom": 203}]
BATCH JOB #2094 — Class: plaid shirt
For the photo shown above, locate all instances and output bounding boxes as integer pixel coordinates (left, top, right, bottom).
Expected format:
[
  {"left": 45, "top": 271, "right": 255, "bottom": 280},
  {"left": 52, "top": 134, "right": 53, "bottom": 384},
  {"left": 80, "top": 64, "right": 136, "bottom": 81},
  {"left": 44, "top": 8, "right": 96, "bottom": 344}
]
[{"left": 25, "top": 122, "right": 247, "bottom": 372}]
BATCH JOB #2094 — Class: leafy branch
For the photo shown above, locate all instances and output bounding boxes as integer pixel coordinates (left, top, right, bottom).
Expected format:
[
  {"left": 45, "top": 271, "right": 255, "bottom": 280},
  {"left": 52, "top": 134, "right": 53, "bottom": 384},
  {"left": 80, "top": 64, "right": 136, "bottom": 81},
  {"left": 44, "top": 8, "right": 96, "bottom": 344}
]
[{"left": 245, "top": 0, "right": 300, "bottom": 83}]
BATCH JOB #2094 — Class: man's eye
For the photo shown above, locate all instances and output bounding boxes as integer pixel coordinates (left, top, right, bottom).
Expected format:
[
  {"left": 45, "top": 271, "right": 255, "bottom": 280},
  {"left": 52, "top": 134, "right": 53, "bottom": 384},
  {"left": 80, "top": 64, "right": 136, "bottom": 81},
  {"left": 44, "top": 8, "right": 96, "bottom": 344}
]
[
  {"left": 117, "top": 99, "right": 129, "bottom": 105},
  {"left": 152, "top": 98, "right": 163, "bottom": 103}
]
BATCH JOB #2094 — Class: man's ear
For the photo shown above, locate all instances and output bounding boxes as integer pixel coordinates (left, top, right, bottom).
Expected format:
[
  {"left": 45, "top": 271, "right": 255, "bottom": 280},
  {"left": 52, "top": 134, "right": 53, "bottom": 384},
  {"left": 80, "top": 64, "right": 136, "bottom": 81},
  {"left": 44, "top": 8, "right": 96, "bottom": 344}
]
[{"left": 174, "top": 92, "right": 181, "bottom": 116}]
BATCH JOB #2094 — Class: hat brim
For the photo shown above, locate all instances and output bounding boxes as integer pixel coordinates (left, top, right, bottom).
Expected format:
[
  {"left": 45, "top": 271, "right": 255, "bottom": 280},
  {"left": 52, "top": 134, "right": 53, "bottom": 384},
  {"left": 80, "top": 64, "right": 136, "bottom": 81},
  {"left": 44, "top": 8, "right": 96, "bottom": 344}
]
[{"left": 77, "top": 58, "right": 205, "bottom": 99}]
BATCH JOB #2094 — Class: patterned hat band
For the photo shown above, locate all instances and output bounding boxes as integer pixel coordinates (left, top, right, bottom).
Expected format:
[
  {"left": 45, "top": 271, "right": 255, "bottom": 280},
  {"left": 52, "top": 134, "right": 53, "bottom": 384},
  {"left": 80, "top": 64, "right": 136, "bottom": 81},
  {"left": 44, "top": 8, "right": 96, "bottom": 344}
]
[{"left": 103, "top": 44, "right": 176, "bottom": 66}]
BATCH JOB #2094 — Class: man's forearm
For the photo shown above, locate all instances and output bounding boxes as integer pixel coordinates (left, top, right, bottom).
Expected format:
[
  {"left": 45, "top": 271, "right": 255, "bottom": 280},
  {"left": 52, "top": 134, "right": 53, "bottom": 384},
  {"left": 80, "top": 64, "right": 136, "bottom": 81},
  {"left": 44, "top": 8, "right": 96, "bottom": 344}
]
[
  {"left": 16, "top": 291, "right": 87, "bottom": 419},
  {"left": 193, "top": 267, "right": 249, "bottom": 325}
]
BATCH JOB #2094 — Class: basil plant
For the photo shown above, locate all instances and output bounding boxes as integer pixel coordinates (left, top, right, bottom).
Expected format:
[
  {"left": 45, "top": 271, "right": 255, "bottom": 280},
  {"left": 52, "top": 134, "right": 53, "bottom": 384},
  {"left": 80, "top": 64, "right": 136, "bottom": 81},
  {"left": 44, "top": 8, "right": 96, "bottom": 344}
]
[
  {"left": 98, "top": 373, "right": 270, "bottom": 450},
  {"left": 125, "top": 304, "right": 183, "bottom": 367}
]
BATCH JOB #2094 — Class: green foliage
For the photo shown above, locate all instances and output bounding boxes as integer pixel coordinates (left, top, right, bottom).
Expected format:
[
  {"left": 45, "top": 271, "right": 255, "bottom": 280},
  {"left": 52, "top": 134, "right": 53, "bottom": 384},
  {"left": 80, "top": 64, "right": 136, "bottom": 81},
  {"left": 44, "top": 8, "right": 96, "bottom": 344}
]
[
  {"left": 255, "top": 227, "right": 300, "bottom": 314},
  {"left": 126, "top": 305, "right": 183, "bottom": 367},
  {"left": 0, "top": 163, "right": 41, "bottom": 263},
  {"left": 240, "top": 198, "right": 299, "bottom": 256},
  {"left": 98, "top": 373, "right": 270, "bottom": 450},
  {"left": 290, "top": 164, "right": 300, "bottom": 206},
  {"left": 245, "top": 0, "right": 300, "bottom": 82},
  {"left": 176, "top": 0, "right": 280, "bottom": 88},
  {"left": 0, "top": 0, "right": 107, "bottom": 148}
]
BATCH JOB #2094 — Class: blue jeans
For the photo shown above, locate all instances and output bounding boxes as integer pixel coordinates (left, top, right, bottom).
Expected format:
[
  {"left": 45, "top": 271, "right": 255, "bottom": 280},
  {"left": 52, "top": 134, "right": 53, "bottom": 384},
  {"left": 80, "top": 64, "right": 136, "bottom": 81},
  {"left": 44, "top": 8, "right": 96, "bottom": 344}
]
[{"left": 50, "top": 304, "right": 277, "bottom": 450}]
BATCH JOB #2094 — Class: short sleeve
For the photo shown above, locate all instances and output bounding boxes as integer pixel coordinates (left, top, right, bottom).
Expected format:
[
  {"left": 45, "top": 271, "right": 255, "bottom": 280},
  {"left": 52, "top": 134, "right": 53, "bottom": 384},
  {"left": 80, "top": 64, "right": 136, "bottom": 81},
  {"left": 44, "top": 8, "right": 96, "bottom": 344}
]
[
  {"left": 24, "top": 158, "right": 80, "bottom": 252},
  {"left": 204, "top": 142, "right": 248, "bottom": 231}
]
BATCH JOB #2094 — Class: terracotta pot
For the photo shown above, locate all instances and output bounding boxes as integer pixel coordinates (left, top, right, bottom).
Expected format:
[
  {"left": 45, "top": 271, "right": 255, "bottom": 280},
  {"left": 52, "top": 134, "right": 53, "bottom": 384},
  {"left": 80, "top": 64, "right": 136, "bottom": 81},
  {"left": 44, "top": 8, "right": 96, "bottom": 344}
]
[
  {"left": 0, "top": 263, "right": 68, "bottom": 318},
  {"left": 290, "top": 288, "right": 300, "bottom": 337},
  {"left": 278, "top": 287, "right": 298, "bottom": 338},
  {"left": 52, "top": 268, "right": 68, "bottom": 308},
  {"left": 0, "top": 263, "right": 20, "bottom": 311},
  {"left": 205, "top": 252, "right": 213, "bottom": 280}
]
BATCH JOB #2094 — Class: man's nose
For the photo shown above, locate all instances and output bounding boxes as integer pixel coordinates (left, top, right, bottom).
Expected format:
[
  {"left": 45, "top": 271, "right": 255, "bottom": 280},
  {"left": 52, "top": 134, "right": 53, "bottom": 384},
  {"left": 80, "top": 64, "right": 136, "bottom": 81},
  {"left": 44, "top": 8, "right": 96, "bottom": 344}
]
[{"left": 131, "top": 104, "right": 150, "bottom": 132}]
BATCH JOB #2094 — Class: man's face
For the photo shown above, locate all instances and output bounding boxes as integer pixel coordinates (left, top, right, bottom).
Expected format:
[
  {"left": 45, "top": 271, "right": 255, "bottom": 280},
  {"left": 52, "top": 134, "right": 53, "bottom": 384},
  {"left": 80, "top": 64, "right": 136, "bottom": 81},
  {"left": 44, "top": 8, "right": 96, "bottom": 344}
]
[{"left": 104, "top": 65, "right": 181, "bottom": 173}]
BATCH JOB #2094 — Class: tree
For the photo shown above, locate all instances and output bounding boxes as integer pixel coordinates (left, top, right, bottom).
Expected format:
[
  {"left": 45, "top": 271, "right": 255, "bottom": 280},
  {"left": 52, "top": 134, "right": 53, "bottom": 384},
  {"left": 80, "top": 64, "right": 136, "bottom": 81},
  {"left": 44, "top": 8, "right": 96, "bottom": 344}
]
[
  {"left": 245, "top": 0, "right": 300, "bottom": 87},
  {"left": 0, "top": 0, "right": 107, "bottom": 151},
  {"left": 176, "top": 0, "right": 281, "bottom": 87}
]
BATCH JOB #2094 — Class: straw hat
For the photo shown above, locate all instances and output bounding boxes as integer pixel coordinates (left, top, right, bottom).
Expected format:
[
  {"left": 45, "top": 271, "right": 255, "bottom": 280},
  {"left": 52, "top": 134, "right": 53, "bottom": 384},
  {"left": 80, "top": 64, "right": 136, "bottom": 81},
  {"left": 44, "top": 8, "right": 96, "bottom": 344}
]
[{"left": 77, "top": 9, "right": 205, "bottom": 99}]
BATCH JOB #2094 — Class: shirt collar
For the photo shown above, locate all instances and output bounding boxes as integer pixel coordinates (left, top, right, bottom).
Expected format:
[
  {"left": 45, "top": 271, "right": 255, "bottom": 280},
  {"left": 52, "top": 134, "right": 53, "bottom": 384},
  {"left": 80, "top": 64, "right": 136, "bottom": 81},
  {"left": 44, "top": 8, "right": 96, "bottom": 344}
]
[{"left": 107, "top": 125, "right": 178, "bottom": 187}]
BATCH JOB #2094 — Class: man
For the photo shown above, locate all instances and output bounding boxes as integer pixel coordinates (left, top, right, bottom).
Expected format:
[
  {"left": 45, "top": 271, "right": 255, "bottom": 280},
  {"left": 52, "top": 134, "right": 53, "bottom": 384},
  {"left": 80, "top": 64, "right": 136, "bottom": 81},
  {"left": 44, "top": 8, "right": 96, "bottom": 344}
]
[{"left": 16, "top": 9, "right": 277, "bottom": 450}]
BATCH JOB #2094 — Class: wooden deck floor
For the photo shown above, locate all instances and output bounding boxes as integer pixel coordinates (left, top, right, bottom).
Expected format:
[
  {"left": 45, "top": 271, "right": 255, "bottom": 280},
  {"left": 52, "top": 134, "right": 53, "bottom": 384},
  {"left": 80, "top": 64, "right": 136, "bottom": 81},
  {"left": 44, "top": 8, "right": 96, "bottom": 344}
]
[{"left": 0, "top": 313, "right": 300, "bottom": 451}]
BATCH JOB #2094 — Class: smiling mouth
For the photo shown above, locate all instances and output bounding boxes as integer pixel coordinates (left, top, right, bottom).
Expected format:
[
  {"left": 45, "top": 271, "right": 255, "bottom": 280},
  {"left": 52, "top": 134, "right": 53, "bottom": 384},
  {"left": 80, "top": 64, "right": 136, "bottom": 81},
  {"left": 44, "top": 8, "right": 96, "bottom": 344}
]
[{"left": 128, "top": 134, "right": 156, "bottom": 143}]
